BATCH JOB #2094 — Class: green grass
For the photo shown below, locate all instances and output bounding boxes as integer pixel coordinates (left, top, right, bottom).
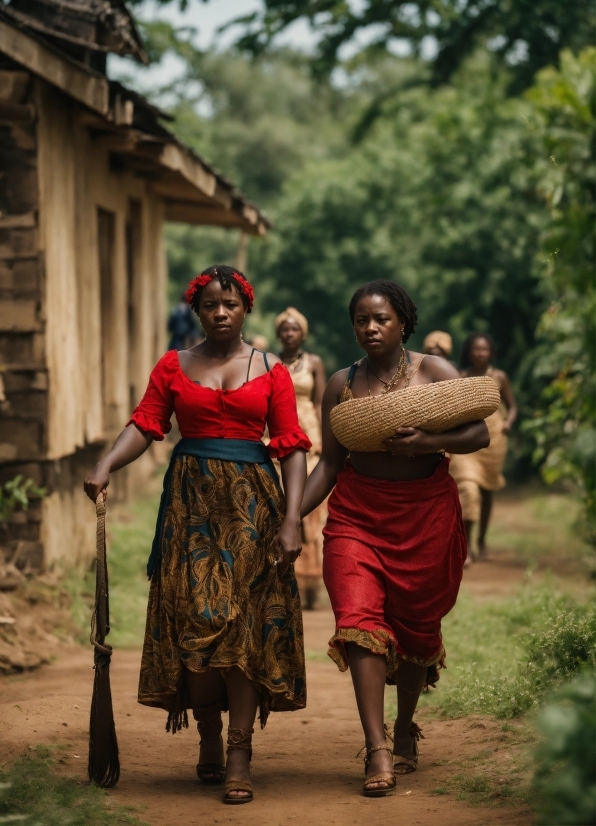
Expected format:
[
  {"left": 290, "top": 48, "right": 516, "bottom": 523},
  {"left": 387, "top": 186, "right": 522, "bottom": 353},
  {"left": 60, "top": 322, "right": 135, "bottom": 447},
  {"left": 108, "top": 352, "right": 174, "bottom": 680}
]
[
  {"left": 385, "top": 584, "right": 595, "bottom": 722},
  {"left": 55, "top": 488, "right": 160, "bottom": 649},
  {"left": 106, "top": 492, "right": 161, "bottom": 648},
  {"left": 485, "top": 487, "right": 590, "bottom": 571},
  {"left": 0, "top": 746, "right": 147, "bottom": 826}
]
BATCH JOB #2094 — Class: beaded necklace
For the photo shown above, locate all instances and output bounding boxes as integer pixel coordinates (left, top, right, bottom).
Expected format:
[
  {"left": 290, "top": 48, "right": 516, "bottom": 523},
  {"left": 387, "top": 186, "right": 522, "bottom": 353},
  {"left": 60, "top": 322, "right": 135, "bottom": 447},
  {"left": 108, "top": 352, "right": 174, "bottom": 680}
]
[{"left": 366, "top": 347, "right": 408, "bottom": 396}]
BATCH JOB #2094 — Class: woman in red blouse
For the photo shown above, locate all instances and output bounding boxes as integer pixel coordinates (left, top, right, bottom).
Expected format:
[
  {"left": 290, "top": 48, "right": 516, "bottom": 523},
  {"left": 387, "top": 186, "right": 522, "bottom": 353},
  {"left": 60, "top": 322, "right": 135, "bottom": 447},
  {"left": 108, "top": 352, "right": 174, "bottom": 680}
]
[{"left": 84, "top": 266, "right": 310, "bottom": 805}]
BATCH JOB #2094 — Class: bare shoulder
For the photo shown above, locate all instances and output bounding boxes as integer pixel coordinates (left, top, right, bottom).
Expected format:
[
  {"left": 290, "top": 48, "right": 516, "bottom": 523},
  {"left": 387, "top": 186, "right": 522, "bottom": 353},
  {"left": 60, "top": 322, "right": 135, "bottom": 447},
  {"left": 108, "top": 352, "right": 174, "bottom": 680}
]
[
  {"left": 491, "top": 367, "right": 509, "bottom": 382},
  {"left": 416, "top": 352, "right": 461, "bottom": 382},
  {"left": 324, "top": 367, "right": 351, "bottom": 401},
  {"left": 307, "top": 352, "right": 324, "bottom": 369},
  {"left": 266, "top": 352, "right": 282, "bottom": 367},
  {"left": 327, "top": 367, "right": 351, "bottom": 389}
]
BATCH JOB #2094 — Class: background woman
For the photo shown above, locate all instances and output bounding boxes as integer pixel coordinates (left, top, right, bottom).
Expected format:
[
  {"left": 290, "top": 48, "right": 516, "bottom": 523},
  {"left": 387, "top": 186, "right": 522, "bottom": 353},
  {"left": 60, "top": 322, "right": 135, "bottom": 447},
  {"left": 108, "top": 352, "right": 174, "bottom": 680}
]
[
  {"left": 275, "top": 307, "right": 327, "bottom": 610},
  {"left": 449, "top": 333, "right": 517, "bottom": 558},
  {"left": 422, "top": 330, "right": 453, "bottom": 361},
  {"left": 84, "top": 266, "right": 310, "bottom": 805},
  {"left": 301, "top": 280, "right": 488, "bottom": 797}
]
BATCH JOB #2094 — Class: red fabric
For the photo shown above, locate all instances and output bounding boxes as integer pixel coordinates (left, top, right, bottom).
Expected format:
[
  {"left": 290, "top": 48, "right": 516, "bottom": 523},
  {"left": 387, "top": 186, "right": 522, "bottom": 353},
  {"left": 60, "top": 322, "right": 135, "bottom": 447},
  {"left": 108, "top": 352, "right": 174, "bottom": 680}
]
[
  {"left": 323, "top": 459, "right": 467, "bottom": 666},
  {"left": 128, "top": 350, "right": 311, "bottom": 459}
]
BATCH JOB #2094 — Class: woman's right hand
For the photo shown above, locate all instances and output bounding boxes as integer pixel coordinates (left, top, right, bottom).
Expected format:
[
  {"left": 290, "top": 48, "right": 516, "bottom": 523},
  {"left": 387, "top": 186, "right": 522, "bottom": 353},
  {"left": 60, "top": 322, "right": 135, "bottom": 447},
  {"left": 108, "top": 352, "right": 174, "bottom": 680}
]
[{"left": 83, "top": 461, "right": 110, "bottom": 503}]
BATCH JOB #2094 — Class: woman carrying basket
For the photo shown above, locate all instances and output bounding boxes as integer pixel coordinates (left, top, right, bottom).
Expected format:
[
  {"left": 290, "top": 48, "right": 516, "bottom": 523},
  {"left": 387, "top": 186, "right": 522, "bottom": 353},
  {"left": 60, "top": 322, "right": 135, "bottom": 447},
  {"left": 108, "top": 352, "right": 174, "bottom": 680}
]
[
  {"left": 84, "top": 266, "right": 310, "bottom": 805},
  {"left": 301, "top": 279, "right": 489, "bottom": 797}
]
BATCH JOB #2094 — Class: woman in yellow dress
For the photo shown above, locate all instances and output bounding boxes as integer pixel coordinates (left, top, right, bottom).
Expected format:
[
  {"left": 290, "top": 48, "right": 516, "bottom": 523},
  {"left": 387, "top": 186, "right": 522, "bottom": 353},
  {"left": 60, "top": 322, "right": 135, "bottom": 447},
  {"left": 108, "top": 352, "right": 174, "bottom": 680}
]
[
  {"left": 449, "top": 333, "right": 517, "bottom": 558},
  {"left": 275, "top": 308, "right": 326, "bottom": 609}
]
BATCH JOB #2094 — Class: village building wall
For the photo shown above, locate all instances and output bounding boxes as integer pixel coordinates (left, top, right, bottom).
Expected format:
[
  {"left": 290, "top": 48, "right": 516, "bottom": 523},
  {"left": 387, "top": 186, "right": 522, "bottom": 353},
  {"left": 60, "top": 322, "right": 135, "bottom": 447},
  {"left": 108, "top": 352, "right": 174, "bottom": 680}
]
[
  {"left": 0, "top": 8, "right": 268, "bottom": 575},
  {"left": 1, "top": 68, "right": 170, "bottom": 570}
]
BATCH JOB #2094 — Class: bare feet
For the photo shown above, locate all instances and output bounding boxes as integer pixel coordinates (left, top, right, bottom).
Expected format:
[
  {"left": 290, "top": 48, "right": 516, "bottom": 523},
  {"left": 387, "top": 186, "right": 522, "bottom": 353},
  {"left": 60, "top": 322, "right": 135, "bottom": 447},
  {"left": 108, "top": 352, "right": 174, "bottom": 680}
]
[
  {"left": 477, "top": 538, "right": 487, "bottom": 558},
  {"left": 224, "top": 749, "right": 252, "bottom": 800}
]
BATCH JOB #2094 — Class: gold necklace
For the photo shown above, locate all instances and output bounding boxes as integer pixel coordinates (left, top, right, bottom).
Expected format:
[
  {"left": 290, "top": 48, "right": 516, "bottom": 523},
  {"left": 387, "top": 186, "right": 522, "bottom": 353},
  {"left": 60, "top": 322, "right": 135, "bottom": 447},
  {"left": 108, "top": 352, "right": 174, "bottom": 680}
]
[
  {"left": 281, "top": 351, "right": 304, "bottom": 371},
  {"left": 366, "top": 347, "right": 408, "bottom": 396}
]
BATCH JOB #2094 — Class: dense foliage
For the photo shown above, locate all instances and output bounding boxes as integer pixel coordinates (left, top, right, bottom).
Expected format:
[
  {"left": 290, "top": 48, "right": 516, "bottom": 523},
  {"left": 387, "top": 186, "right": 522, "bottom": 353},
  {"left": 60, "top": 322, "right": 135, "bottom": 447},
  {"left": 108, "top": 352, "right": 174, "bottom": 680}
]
[
  {"left": 120, "top": 7, "right": 594, "bottom": 511},
  {"left": 533, "top": 673, "right": 596, "bottom": 825},
  {"left": 130, "top": 0, "right": 595, "bottom": 95},
  {"left": 522, "top": 49, "right": 596, "bottom": 542}
]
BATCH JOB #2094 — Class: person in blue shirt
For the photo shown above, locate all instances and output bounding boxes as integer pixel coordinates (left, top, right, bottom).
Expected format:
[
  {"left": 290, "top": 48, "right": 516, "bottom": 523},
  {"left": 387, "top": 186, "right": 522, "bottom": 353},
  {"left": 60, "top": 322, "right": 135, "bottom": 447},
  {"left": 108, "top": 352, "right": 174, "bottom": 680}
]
[{"left": 167, "top": 293, "right": 199, "bottom": 350}]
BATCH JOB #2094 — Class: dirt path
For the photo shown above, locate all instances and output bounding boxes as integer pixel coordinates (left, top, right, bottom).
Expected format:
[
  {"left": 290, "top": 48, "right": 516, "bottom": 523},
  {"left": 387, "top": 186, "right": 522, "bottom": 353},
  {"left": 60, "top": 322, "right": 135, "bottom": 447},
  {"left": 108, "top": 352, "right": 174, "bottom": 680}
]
[{"left": 0, "top": 560, "right": 533, "bottom": 826}]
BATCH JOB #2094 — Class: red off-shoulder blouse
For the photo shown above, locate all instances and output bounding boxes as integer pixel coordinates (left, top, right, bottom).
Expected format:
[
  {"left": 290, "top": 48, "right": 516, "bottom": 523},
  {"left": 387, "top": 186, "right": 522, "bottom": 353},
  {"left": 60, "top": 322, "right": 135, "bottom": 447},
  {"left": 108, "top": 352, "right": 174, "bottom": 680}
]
[{"left": 128, "top": 350, "right": 311, "bottom": 459}]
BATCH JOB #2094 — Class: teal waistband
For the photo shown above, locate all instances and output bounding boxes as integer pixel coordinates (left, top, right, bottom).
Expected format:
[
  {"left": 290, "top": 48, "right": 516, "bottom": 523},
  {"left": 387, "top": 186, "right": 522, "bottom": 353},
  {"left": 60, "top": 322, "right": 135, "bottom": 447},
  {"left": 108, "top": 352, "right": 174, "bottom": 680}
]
[
  {"left": 147, "top": 438, "right": 273, "bottom": 578},
  {"left": 173, "top": 438, "right": 271, "bottom": 464}
]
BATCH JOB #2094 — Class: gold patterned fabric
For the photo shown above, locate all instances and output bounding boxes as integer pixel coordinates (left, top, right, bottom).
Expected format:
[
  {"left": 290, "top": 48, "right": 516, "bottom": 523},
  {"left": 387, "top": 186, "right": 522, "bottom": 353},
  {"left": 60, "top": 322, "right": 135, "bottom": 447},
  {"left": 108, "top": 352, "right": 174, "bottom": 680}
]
[
  {"left": 138, "top": 453, "right": 306, "bottom": 728},
  {"left": 328, "top": 628, "right": 445, "bottom": 687},
  {"left": 288, "top": 354, "right": 326, "bottom": 584}
]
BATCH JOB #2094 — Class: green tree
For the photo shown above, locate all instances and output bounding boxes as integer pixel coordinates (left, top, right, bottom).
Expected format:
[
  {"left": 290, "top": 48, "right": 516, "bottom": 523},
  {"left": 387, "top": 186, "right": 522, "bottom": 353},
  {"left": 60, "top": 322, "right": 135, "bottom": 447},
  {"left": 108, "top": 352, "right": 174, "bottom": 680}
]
[
  {"left": 232, "top": 0, "right": 594, "bottom": 93},
  {"left": 523, "top": 48, "right": 596, "bottom": 542},
  {"left": 255, "top": 54, "right": 546, "bottom": 382}
]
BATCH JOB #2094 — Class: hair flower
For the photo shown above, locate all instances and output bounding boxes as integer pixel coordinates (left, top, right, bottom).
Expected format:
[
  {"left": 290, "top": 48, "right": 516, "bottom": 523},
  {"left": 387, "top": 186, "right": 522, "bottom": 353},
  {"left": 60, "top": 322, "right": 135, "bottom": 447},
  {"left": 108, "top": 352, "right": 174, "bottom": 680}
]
[{"left": 185, "top": 268, "right": 255, "bottom": 311}]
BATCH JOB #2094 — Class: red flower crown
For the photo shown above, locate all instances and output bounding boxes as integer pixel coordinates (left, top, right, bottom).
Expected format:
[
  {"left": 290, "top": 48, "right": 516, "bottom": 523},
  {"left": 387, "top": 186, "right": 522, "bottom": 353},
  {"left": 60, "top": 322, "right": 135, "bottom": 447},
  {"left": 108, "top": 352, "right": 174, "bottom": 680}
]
[{"left": 185, "top": 271, "right": 255, "bottom": 311}]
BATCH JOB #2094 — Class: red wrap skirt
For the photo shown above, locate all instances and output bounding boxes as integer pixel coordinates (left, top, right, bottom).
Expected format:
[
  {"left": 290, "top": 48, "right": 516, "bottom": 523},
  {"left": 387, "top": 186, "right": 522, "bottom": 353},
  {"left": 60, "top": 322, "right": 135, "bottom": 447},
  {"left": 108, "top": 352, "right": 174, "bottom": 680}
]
[{"left": 322, "top": 458, "right": 466, "bottom": 684}]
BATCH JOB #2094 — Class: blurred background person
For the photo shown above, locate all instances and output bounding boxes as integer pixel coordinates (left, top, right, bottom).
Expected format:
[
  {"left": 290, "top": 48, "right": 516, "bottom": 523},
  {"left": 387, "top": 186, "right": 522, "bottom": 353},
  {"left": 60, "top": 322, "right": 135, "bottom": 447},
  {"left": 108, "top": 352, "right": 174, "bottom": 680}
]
[
  {"left": 275, "top": 307, "right": 326, "bottom": 609},
  {"left": 251, "top": 334, "right": 269, "bottom": 352},
  {"left": 449, "top": 333, "right": 518, "bottom": 559},
  {"left": 168, "top": 292, "right": 199, "bottom": 351},
  {"left": 423, "top": 330, "right": 453, "bottom": 361}
]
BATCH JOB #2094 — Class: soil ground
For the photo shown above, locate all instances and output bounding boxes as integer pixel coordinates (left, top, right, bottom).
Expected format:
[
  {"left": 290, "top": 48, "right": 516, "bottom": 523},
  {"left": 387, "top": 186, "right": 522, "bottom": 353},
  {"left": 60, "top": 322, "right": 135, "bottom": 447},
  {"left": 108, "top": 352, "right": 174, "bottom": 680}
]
[{"left": 0, "top": 558, "right": 534, "bottom": 826}]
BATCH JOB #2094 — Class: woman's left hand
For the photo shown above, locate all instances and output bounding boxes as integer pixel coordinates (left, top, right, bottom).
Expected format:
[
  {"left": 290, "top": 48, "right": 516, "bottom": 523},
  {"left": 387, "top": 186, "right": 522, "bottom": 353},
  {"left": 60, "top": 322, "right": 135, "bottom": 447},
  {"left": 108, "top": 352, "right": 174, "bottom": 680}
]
[
  {"left": 272, "top": 518, "right": 302, "bottom": 572},
  {"left": 382, "top": 427, "right": 439, "bottom": 456}
]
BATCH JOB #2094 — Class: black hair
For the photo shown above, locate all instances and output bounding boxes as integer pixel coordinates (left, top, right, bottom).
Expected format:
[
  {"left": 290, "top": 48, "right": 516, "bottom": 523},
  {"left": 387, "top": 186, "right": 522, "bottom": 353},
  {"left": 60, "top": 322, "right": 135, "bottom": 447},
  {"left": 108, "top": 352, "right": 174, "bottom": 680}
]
[
  {"left": 348, "top": 279, "right": 418, "bottom": 343},
  {"left": 190, "top": 265, "right": 251, "bottom": 314},
  {"left": 460, "top": 332, "right": 496, "bottom": 368}
]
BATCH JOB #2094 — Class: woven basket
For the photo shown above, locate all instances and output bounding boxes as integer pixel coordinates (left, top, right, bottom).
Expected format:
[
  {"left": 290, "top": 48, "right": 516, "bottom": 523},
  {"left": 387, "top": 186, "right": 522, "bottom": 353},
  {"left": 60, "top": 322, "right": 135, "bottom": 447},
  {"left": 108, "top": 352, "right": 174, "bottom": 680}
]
[{"left": 330, "top": 376, "right": 500, "bottom": 452}]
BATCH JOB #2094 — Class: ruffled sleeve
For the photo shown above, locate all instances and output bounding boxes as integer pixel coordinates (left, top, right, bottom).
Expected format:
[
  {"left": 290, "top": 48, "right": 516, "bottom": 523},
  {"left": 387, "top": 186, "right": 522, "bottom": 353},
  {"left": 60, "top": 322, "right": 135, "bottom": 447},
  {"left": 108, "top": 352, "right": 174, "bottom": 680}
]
[
  {"left": 266, "top": 363, "right": 312, "bottom": 459},
  {"left": 127, "top": 351, "right": 177, "bottom": 440}
]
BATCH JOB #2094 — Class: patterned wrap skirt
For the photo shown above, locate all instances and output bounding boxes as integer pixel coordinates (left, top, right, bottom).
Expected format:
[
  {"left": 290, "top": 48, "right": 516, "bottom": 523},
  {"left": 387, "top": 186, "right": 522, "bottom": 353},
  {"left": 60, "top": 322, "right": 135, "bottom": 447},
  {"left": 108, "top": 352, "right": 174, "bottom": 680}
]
[{"left": 138, "top": 439, "right": 306, "bottom": 729}]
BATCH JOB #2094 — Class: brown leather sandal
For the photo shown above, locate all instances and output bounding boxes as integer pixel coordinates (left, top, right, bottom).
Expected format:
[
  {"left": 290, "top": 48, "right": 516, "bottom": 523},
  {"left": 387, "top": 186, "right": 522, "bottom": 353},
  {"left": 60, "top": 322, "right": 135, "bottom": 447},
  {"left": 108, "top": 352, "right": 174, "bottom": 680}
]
[
  {"left": 358, "top": 744, "right": 396, "bottom": 797},
  {"left": 194, "top": 704, "right": 225, "bottom": 785},
  {"left": 393, "top": 721, "right": 424, "bottom": 775},
  {"left": 223, "top": 727, "right": 254, "bottom": 804}
]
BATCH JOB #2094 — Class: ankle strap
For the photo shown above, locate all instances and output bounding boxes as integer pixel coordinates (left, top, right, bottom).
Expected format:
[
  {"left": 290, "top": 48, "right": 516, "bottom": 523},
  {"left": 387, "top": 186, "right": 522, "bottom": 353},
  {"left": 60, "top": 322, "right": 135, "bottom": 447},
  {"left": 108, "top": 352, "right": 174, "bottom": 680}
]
[
  {"left": 394, "top": 721, "right": 424, "bottom": 740},
  {"left": 356, "top": 743, "right": 392, "bottom": 760},
  {"left": 193, "top": 702, "right": 223, "bottom": 738},
  {"left": 226, "top": 727, "right": 254, "bottom": 754},
  {"left": 367, "top": 744, "right": 392, "bottom": 758}
]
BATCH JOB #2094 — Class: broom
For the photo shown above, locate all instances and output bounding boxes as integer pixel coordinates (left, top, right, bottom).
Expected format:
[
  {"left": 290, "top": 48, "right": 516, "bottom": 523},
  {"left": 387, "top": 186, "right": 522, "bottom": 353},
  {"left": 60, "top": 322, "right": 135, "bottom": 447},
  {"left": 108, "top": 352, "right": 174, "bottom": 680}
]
[{"left": 88, "top": 494, "right": 120, "bottom": 788}]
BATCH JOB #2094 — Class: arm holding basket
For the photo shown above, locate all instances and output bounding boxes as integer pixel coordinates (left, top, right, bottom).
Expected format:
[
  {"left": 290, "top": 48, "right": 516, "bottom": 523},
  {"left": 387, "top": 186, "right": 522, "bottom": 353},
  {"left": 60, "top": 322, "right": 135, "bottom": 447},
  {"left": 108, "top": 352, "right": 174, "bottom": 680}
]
[{"left": 382, "top": 355, "right": 489, "bottom": 456}]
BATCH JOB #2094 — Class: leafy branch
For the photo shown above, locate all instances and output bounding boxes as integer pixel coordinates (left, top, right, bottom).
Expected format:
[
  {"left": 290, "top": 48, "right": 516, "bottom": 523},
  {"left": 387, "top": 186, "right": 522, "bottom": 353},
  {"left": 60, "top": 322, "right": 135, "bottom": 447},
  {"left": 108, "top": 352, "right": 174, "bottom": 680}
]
[{"left": 0, "top": 476, "right": 46, "bottom": 526}]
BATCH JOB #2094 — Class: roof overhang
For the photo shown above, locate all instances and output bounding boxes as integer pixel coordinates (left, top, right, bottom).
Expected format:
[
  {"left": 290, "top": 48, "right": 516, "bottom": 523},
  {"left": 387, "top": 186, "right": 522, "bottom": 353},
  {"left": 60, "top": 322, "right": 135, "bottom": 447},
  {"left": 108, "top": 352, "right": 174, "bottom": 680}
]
[{"left": 0, "top": 14, "right": 270, "bottom": 236}]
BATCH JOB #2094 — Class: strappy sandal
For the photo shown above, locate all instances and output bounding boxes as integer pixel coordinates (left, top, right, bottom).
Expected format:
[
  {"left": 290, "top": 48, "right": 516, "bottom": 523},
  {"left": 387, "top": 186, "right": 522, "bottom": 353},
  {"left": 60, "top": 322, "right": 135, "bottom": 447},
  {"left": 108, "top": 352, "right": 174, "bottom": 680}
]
[
  {"left": 393, "top": 721, "right": 424, "bottom": 775},
  {"left": 194, "top": 704, "right": 225, "bottom": 785},
  {"left": 223, "top": 727, "right": 254, "bottom": 805},
  {"left": 358, "top": 744, "right": 396, "bottom": 797}
]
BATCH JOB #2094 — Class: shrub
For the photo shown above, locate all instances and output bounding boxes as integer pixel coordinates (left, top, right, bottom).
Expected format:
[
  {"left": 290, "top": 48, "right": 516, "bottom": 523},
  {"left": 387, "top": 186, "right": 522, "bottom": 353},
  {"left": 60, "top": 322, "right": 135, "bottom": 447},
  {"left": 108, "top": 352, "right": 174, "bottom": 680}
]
[
  {"left": 432, "top": 597, "right": 596, "bottom": 720},
  {"left": 533, "top": 672, "right": 596, "bottom": 825},
  {"left": 525, "top": 608, "right": 596, "bottom": 689}
]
